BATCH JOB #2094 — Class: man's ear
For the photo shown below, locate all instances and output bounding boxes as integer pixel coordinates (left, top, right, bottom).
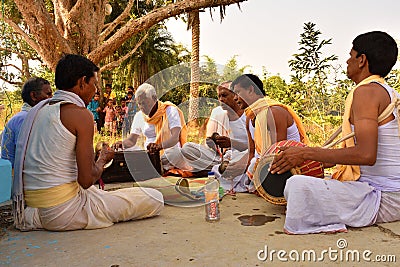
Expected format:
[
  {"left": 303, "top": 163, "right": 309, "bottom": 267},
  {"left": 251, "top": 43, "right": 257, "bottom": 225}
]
[
  {"left": 249, "top": 85, "right": 255, "bottom": 95},
  {"left": 358, "top": 54, "right": 368, "bottom": 68},
  {"left": 30, "top": 91, "right": 37, "bottom": 103},
  {"left": 78, "top": 76, "right": 86, "bottom": 90}
]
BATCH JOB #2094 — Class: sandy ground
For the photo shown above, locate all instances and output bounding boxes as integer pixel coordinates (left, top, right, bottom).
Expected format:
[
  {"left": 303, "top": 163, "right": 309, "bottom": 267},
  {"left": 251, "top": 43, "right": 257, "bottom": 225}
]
[{"left": 1, "top": 188, "right": 399, "bottom": 267}]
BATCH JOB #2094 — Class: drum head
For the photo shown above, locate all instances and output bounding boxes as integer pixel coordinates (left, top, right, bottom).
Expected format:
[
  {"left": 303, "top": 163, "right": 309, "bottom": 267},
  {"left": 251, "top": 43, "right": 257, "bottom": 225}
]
[{"left": 253, "top": 155, "right": 291, "bottom": 205}]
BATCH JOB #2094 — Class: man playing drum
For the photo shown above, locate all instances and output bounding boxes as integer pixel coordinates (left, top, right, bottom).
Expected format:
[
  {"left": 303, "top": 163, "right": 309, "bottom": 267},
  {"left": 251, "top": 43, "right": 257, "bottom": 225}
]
[
  {"left": 271, "top": 31, "right": 400, "bottom": 234},
  {"left": 119, "top": 83, "right": 188, "bottom": 171},
  {"left": 224, "top": 74, "right": 308, "bottom": 187}
]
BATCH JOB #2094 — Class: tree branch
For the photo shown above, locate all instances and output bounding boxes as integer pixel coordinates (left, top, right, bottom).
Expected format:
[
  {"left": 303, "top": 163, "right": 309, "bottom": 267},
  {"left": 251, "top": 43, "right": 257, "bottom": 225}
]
[
  {"left": 99, "top": 0, "right": 135, "bottom": 43},
  {"left": 2, "top": 17, "right": 42, "bottom": 55},
  {"left": 69, "top": 0, "right": 86, "bottom": 19},
  {"left": 0, "top": 74, "right": 23, "bottom": 85},
  {"left": 100, "top": 32, "right": 148, "bottom": 72},
  {"left": 0, "top": 47, "right": 23, "bottom": 58},
  {"left": 89, "top": 0, "right": 246, "bottom": 64},
  {"left": 13, "top": 0, "right": 72, "bottom": 70},
  {"left": 1, "top": 64, "right": 23, "bottom": 73}
]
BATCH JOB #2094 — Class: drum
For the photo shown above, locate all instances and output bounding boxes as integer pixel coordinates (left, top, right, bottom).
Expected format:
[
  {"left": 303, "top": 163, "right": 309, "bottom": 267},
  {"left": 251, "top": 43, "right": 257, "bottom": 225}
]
[
  {"left": 101, "top": 150, "right": 162, "bottom": 183},
  {"left": 253, "top": 140, "right": 324, "bottom": 205}
]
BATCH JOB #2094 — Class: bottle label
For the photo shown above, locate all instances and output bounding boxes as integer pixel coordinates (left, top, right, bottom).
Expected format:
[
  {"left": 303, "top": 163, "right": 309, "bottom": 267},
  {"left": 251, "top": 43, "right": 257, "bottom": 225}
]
[{"left": 205, "top": 191, "right": 219, "bottom": 221}]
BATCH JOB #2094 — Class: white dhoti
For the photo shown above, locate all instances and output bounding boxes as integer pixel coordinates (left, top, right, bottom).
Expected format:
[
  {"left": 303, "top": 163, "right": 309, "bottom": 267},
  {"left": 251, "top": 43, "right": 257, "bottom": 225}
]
[
  {"left": 376, "top": 191, "right": 400, "bottom": 223},
  {"left": 161, "top": 146, "right": 193, "bottom": 171},
  {"left": 179, "top": 142, "right": 221, "bottom": 172},
  {"left": 283, "top": 175, "right": 381, "bottom": 234},
  {"left": 212, "top": 149, "right": 251, "bottom": 192},
  {"left": 24, "top": 186, "right": 164, "bottom": 231}
]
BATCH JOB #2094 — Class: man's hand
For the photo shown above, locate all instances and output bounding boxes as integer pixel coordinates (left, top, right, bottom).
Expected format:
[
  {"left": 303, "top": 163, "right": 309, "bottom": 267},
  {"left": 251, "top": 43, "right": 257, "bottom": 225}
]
[
  {"left": 98, "top": 144, "right": 115, "bottom": 167},
  {"left": 147, "top": 143, "right": 162, "bottom": 154},
  {"left": 270, "top": 146, "right": 306, "bottom": 174},
  {"left": 215, "top": 136, "right": 231, "bottom": 148},
  {"left": 222, "top": 153, "right": 249, "bottom": 180}
]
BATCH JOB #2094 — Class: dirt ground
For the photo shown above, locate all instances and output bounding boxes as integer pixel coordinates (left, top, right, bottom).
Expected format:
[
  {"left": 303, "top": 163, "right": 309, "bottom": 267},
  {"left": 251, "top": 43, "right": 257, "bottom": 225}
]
[
  {"left": 1, "top": 193, "right": 399, "bottom": 266},
  {"left": 0, "top": 203, "right": 13, "bottom": 238}
]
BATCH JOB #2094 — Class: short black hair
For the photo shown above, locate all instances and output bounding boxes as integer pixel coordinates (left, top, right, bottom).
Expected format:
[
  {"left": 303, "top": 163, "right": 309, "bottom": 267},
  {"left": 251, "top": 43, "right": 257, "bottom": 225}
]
[
  {"left": 352, "top": 31, "right": 398, "bottom": 77},
  {"left": 21, "top": 77, "right": 50, "bottom": 106},
  {"left": 231, "top": 74, "right": 265, "bottom": 96},
  {"left": 55, "top": 54, "right": 99, "bottom": 90},
  {"left": 106, "top": 84, "right": 112, "bottom": 88}
]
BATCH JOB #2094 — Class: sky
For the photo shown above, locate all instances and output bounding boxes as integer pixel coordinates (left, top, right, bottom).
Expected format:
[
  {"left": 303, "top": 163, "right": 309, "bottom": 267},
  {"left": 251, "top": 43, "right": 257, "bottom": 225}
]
[{"left": 165, "top": 0, "right": 400, "bottom": 81}]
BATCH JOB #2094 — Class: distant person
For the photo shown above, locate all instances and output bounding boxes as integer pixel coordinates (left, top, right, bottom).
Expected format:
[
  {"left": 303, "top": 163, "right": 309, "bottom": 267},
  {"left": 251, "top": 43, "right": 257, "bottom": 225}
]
[
  {"left": 103, "top": 98, "right": 116, "bottom": 136},
  {"left": 270, "top": 31, "right": 400, "bottom": 234},
  {"left": 1, "top": 77, "right": 52, "bottom": 167},
  {"left": 115, "top": 105, "right": 125, "bottom": 135},
  {"left": 123, "top": 91, "right": 136, "bottom": 136},
  {"left": 103, "top": 83, "right": 116, "bottom": 102},
  {"left": 87, "top": 92, "right": 101, "bottom": 132},
  {"left": 13, "top": 54, "right": 163, "bottom": 231}
]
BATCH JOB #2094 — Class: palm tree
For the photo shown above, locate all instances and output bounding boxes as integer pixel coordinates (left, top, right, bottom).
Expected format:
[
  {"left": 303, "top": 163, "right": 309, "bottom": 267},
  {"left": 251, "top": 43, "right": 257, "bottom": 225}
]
[
  {"left": 187, "top": 10, "right": 200, "bottom": 125},
  {"left": 111, "top": 25, "right": 182, "bottom": 92}
]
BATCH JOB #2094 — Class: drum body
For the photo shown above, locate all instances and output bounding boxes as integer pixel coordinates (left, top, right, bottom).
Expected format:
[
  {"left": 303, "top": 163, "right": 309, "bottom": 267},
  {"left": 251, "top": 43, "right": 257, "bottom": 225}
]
[
  {"left": 253, "top": 140, "right": 324, "bottom": 205},
  {"left": 101, "top": 150, "right": 162, "bottom": 183}
]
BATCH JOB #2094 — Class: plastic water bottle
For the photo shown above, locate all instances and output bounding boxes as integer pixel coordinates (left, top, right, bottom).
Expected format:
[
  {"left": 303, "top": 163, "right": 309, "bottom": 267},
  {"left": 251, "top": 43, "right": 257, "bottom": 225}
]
[{"left": 205, "top": 172, "right": 220, "bottom": 222}]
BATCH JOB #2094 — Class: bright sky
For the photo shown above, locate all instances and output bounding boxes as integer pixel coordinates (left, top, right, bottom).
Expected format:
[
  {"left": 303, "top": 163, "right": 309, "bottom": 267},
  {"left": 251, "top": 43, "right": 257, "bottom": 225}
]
[{"left": 166, "top": 0, "right": 400, "bottom": 81}]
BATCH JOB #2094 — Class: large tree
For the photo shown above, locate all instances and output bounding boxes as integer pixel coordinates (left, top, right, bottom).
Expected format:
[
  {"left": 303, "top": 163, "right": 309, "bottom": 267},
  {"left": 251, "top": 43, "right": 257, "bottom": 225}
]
[{"left": 4, "top": 0, "right": 246, "bottom": 72}]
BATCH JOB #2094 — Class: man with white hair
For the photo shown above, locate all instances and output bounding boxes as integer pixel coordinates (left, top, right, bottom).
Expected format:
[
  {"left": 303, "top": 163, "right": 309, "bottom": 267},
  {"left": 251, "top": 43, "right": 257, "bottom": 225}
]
[{"left": 120, "top": 83, "right": 188, "bottom": 170}]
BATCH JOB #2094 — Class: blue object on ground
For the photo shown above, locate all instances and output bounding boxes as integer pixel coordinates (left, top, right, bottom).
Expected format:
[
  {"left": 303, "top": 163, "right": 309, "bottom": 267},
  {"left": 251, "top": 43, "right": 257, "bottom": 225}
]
[{"left": 0, "top": 158, "right": 12, "bottom": 204}]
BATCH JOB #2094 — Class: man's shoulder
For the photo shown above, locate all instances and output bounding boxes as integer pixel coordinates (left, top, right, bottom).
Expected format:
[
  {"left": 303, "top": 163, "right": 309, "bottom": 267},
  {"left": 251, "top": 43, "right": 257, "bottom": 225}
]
[
  {"left": 165, "top": 104, "right": 183, "bottom": 117},
  {"left": 6, "top": 111, "right": 28, "bottom": 127},
  {"left": 354, "top": 82, "right": 391, "bottom": 100}
]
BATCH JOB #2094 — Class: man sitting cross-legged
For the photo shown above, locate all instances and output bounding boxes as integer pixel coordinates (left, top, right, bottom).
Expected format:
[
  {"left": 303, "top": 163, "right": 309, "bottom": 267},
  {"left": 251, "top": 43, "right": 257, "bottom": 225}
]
[
  {"left": 270, "top": 31, "right": 400, "bottom": 234},
  {"left": 181, "top": 81, "right": 250, "bottom": 192},
  {"left": 13, "top": 54, "right": 163, "bottom": 231},
  {"left": 118, "top": 83, "right": 189, "bottom": 171}
]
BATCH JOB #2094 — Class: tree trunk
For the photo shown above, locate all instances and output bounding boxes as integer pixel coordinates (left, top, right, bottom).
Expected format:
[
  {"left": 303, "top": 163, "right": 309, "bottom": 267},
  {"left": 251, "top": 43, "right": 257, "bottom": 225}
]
[{"left": 188, "top": 10, "right": 200, "bottom": 126}]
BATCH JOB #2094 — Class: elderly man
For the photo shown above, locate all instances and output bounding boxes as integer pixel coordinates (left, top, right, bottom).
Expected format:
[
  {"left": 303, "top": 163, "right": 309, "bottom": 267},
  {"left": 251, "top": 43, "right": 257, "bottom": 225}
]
[
  {"left": 270, "top": 31, "right": 400, "bottom": 234},
  {"left": 120, "top": 83, "right": 188, "bottom": 171},
  {"left": 181, "top": 81, "right": 250, "bottom": 192},
  {"left": 1, "top": 77, "right": 53, "bottom": 167}
]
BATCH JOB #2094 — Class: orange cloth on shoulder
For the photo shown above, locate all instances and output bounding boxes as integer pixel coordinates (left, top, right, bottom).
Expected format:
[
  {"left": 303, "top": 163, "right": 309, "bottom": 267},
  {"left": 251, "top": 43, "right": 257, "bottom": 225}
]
[
  {"left": 244, "top": 97, "right": 309, "bottom": 155},
  {"left": 144, "top": 101, "right": 187, "bottom": 148}
]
